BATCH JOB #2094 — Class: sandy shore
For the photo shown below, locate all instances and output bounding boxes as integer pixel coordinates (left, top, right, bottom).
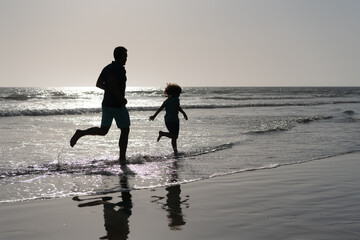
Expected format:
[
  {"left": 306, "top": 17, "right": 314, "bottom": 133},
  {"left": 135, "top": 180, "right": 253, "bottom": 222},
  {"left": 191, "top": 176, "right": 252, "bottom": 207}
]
[{"left": 1, "top": 153, "right": 360, "bottom": 240}]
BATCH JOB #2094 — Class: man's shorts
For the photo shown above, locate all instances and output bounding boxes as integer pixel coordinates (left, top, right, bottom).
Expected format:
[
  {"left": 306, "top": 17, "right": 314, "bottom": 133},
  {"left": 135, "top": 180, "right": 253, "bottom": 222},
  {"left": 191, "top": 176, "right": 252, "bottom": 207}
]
[
  {"left": 101, "top": 107, "right": 130, "bottom": 129},
  {"left": 165, "top": 122, "right": 179, "bottom": 139}
]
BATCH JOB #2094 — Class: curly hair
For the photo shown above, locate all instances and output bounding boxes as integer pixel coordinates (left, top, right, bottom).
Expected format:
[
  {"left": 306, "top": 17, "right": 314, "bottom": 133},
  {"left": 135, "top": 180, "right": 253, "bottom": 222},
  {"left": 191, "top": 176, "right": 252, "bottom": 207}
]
[{"left": 164, "top": 83, "right": 182, "bottom": 97}]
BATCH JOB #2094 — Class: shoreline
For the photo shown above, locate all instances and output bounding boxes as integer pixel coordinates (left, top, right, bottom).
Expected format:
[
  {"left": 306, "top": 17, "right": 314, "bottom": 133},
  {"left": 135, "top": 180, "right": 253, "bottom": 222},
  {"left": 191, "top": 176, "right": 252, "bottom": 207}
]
[{"left": 1, "top": 153, "right": 360, "bottom": 239}]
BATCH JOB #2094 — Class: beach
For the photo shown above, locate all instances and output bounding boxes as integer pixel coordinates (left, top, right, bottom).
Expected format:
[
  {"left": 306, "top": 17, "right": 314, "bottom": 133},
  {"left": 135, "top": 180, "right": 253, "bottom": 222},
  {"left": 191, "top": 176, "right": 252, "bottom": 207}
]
[
  {"left": 1, "top": 87, "right": 359, "bottom": 239},
  {"left": 1, "top": 152, "right": 359, "bottom": 240}
]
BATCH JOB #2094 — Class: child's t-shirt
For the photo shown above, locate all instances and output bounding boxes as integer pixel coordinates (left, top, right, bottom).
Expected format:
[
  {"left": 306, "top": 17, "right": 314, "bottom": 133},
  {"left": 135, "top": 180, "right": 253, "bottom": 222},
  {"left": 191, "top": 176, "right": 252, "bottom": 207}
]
[{"left": 161, "top": 97, "right": 180, "bottom": 123}]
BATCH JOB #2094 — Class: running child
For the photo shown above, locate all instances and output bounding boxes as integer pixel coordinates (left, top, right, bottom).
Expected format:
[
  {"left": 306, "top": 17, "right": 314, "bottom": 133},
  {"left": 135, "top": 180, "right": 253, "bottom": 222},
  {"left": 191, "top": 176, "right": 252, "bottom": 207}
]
[{"left": 149, "top": 83, "right": 188, "bottom": 156}]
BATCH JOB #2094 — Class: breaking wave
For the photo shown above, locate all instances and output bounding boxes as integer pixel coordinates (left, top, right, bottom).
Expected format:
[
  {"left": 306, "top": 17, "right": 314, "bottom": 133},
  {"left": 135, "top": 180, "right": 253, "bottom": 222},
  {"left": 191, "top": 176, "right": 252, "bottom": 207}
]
[
  {"left": 2, "top": 101, "right": 359, "bottom": 117},
  {"left": 247, "top": 115, "right": 333, "bottom": 134},
  {"left": 0, "top": 142, "right": 235, "bottom": 178}
]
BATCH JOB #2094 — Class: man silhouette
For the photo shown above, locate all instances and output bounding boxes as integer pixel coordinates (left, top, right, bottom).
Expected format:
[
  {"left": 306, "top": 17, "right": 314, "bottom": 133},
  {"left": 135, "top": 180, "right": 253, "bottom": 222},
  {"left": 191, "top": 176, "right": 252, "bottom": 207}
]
[{"left": 70, "top": 46, "right": 130, "bottom": 164}]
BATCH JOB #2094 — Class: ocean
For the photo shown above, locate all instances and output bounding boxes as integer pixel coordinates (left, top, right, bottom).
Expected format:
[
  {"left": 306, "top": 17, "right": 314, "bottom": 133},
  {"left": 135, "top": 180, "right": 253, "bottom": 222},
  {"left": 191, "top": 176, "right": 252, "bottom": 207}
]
[{"left": 1, "top": 87, "right": 359, "bottom": 204}]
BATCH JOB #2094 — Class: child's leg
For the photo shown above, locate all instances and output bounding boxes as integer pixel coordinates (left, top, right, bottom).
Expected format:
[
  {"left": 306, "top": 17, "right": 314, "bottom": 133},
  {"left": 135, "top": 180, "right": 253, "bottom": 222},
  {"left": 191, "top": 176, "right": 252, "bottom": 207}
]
[
  {"left": 159, "top": 122, "right": 179, "bottom": 141},
  {"left": 161, "top": 122, "right": 180, "bottom": 155},
  {"left": 157, "top": 131, "right": 173, "bottom": 142},
  {"left": 157, "top": 131, "right": 163, "bottom": 142},
  {"left": 157, "top": 131, "right": 178, "bottom": 155}
]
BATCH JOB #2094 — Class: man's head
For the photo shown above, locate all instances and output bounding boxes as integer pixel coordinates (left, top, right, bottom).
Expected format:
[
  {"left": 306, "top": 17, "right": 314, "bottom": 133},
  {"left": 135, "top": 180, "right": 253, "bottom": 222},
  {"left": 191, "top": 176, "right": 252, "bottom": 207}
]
[{"left": 114, "top": 46, "right": 127, "bottom": 65}]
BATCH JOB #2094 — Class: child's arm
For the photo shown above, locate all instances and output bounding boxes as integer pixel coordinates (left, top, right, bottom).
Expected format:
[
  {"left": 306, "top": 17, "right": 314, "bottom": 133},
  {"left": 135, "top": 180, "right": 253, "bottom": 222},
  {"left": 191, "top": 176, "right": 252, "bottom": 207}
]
[
  {"left": 149, "top": 105, "right": 165, "bottom": 121},
  {"left": 178, "top": 106, "right": 188, "bottom": 120}
]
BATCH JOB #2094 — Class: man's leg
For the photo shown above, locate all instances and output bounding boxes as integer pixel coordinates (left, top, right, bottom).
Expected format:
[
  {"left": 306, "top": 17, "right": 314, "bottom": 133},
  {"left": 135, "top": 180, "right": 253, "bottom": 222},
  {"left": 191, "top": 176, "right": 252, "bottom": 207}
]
[
  {"left": 119, "top": 127, "right": 130, "bottom": 163},
  {"left": 171, "top": 138, "right": 178, "bottom": 156},
  {"left": 70, "top": 126, "right": 110, "bottom": 147},
  {"left": 71, "top": 107, "right": 113, "bottom": 147},
  {"left": 112, "top": 106, "right": 130, "bottom": 164}
]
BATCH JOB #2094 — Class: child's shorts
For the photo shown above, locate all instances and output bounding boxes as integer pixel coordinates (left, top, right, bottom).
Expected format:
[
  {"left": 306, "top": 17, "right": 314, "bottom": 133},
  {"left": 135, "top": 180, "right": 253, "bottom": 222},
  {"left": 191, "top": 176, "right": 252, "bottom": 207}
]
[
  {"left": 101, "top": 107, "right": 130, "bottom": 129},
  {"left": 165, "top": 122, "right": 179, "bottom": 139}
]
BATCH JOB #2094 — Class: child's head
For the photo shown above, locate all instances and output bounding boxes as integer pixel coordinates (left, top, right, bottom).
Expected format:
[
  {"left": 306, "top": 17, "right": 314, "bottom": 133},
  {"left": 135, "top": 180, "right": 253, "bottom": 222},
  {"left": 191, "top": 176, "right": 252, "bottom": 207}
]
[{"left": 164, "top": 83, "right": 182, "bottom": 97}]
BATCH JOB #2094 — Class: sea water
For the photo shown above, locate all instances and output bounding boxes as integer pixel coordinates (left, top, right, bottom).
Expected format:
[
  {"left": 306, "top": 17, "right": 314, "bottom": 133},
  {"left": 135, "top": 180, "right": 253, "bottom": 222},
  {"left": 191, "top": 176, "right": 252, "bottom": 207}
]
[{"left": 0, "top": 87, "right": 359, "bottom": 203}]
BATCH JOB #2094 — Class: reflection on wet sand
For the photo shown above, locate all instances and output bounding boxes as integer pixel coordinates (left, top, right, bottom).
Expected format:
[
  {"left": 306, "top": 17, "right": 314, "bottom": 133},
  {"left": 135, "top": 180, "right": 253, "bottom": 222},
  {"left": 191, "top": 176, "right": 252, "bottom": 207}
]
[
  {"left": 72, "top": 162, "right": 190, "bottom": 239},
  {"left": 73, "top": 165, "right": 133, "bottom": 240},
  {"left": 151, "top": 184, "right": 190, "bottom": 230},
  {"left": 151, "top": 160, "right": 190, "bottom": 230}
]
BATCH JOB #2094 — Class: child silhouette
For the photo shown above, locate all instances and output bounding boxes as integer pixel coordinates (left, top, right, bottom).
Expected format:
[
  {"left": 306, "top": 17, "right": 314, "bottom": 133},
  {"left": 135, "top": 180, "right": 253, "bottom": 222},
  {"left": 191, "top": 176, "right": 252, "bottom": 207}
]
[{"left": 149, "top": 83, "right": 188, "bottom": 156}]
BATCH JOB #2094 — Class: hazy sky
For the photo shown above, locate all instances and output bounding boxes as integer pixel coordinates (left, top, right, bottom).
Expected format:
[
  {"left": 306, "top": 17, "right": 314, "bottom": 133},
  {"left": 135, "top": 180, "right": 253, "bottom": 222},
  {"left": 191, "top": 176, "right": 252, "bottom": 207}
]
[{"left": 0, "top": 0, "right": 359, "bottom": 87}]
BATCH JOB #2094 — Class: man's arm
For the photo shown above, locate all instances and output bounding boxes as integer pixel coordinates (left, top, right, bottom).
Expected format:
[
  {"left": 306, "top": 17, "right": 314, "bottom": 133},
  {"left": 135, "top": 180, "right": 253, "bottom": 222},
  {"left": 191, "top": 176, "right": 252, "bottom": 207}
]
[{"left": 96, "top": 76, "right": 106, "bottom": 90}]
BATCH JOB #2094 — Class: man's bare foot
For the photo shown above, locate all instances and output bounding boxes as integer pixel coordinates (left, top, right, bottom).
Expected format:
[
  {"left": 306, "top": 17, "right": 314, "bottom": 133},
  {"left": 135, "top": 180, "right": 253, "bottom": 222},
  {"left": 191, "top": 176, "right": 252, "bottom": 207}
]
[
  {"left": 119, "top": 158, "right": 130, "bottom": 165},
  {"left": 70, "top": 130, "right": 82, "bottom": 147},
  {"left": 157, "top": 131, "right": 163, "bottom": 142}
]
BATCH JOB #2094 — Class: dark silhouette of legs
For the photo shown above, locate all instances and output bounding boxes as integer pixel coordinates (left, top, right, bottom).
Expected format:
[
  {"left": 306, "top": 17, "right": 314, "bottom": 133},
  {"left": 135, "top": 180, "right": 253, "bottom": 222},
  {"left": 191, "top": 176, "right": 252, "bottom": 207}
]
[
  {"left": 119, "top": 127, "right": 130, "bottom": 163},
  {"left": 70, "top": 126, "right": 110, "bottom": 147},
  {"left": 157, "top": 131, "right": 178, "bottom": 156},
  {"left": 70, "top": 125, "right": 130, "bottom": 163},
  {"left": 171, "top": 138, "right": 178, "bottom": 156}
]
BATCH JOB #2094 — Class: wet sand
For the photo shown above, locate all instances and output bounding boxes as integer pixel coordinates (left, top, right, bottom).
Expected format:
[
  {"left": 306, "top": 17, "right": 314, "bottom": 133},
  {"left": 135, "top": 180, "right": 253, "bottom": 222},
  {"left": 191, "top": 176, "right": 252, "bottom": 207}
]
[{"left": 1, "top": 153, "right": 359, "bottom": 240}]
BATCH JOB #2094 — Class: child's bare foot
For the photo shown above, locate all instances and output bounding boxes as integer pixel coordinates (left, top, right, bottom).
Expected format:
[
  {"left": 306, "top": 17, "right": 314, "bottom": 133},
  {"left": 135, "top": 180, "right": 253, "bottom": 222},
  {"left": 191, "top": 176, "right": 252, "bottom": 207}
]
[
  {"left": 70, "top": 130, "right": 81, "bottom": 147},
  {"left": 157, "top": 131, "right": 164, "bottom": 142}
]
